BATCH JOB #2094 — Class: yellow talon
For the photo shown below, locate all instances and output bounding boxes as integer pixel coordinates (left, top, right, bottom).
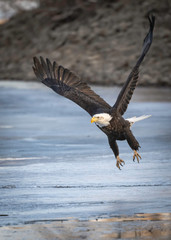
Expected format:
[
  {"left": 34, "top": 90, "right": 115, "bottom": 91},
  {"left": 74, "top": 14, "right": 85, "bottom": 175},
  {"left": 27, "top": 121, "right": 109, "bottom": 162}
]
[
  {"left": 133, "top": 150, "right": 142, "bottom": 163},
  {"left": 116, "top": 156, "right": 125, "bottom": 170}
]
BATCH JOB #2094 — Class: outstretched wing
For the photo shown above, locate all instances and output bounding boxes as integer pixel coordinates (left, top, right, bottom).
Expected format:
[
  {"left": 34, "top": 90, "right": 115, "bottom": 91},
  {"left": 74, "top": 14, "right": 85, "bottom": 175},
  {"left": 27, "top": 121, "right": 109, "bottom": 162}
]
[
  {"left": 33, "top": 57, "right": 111, "bottom": 116},
  {"left": 112, "top": 15, "right": 155, "bottom": 116}
]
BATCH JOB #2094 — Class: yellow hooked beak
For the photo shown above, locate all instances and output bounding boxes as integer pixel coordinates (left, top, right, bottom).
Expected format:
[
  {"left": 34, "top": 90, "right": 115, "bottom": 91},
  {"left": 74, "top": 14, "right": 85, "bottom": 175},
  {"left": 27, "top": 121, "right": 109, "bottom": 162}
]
[{"left": 91, "top": 117, "right": 98, "bottom": 123}]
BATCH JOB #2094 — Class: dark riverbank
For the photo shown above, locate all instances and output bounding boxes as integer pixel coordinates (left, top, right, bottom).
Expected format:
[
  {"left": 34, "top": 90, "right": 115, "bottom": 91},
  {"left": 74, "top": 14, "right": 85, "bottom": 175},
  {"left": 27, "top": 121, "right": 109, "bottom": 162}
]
[{"left": 0, "top": 0, "right": 170, "bottom": 85}]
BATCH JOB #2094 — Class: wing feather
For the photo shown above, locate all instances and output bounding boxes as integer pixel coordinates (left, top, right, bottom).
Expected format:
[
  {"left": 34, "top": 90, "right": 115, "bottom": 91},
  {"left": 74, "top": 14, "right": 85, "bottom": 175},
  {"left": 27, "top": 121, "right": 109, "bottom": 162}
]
[
  {"left": 112, "top": 15, "right": 155, "bottom": 115},
  {"left": 33, "top": 57, "right": 111, "bottom": 116}
]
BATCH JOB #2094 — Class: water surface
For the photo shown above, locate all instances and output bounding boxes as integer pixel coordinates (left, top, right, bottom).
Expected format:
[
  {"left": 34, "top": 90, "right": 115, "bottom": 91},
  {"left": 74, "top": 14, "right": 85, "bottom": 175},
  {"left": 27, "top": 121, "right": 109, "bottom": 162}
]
[{"left": 0, "top": 82, "right": 171, "bottom": 226}]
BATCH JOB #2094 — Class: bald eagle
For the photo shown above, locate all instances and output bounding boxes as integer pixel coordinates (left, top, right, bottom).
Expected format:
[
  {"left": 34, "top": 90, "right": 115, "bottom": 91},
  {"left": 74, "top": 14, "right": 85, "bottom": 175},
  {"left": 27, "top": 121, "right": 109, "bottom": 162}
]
[{"left": 33, "top": 16, "right": 155, "bottom": 169}]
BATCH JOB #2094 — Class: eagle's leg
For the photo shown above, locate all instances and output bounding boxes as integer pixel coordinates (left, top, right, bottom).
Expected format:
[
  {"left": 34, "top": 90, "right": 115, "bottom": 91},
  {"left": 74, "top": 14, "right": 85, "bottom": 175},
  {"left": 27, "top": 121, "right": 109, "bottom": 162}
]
[
  {"left": 133, "top": 150, "right": 141, "bottom": 163},
  {"left": 116, "top": 155, "right": 125, "bottom": 169},
  {"left": 125, "top": 130, "right": 141, "bottom": 163},
  {"left": 108, "top": 137, "right": 125, "bottom": 169}
]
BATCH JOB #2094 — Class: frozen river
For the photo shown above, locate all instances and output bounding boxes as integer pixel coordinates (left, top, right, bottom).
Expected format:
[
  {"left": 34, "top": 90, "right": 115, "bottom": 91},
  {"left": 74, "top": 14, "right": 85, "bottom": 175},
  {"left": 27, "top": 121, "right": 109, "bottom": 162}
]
[{"left": 0, "top": 81, "right": 171, "bottom": 227}]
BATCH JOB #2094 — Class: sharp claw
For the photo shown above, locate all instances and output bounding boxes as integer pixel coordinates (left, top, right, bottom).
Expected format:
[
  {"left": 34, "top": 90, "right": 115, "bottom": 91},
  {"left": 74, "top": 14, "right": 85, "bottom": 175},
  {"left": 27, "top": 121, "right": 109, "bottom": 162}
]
[
  {"left": 116, "top": 156, "right": 125, "bottom": 170},
  {"left": 116, "top": 164, "right": 121, "bottom": 170},
  {"left": 133, "top": 150, "right": 142, "bottom": 163}
]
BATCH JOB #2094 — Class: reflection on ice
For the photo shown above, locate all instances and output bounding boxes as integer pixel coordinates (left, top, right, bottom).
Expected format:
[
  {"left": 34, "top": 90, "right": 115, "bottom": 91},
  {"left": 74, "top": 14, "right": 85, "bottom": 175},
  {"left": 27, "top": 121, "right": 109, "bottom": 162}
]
[
  {"left": 0, "top": 125, "right": 13, "bottom": 128},
  {"left": 0, "top": 157, "right": 49, "bottom": 161}
]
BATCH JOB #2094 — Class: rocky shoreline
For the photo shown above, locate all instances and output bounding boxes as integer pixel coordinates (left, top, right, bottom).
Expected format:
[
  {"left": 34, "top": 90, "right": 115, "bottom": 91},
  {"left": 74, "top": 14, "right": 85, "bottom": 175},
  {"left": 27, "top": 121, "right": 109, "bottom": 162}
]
[
  {"left": 0, "top": 213, "right": 171, "bottom": 240},
  {"left": 0, "top": 0, "right": 170, "bottom": 85}
]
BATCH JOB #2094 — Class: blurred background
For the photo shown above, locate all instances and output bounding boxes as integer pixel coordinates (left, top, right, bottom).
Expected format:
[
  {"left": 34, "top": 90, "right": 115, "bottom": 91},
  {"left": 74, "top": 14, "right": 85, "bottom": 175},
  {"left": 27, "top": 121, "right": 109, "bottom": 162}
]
[{"left": 0, "top": 0, "right": 170, "bottom": 85}]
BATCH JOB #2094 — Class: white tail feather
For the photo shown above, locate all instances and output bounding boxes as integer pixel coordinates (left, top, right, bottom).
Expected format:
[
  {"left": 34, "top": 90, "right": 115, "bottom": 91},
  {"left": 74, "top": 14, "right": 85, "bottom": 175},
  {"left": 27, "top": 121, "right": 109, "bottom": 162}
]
[{"left": 126, "top": 115, "right": 151, "bottom": 126}]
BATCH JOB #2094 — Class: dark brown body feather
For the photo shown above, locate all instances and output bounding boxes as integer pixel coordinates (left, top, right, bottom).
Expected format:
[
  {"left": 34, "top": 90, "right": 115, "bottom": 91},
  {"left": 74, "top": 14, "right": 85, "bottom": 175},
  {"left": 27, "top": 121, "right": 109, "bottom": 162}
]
[
  {"left": 100, "top": 113, "right": 130, "bottom": 140},
  {"left": 99, "top": 111, "right": 140, "bottom": 159},
  {"left": 33, "top": 16, "right": 155, "bottom": 165}
]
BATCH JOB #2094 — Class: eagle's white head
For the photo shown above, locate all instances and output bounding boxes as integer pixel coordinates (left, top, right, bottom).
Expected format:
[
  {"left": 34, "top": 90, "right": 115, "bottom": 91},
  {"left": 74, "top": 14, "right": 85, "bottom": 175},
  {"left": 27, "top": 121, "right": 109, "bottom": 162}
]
[{"left": 91, "top": 113, "right": 112, "bottom": 127}]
